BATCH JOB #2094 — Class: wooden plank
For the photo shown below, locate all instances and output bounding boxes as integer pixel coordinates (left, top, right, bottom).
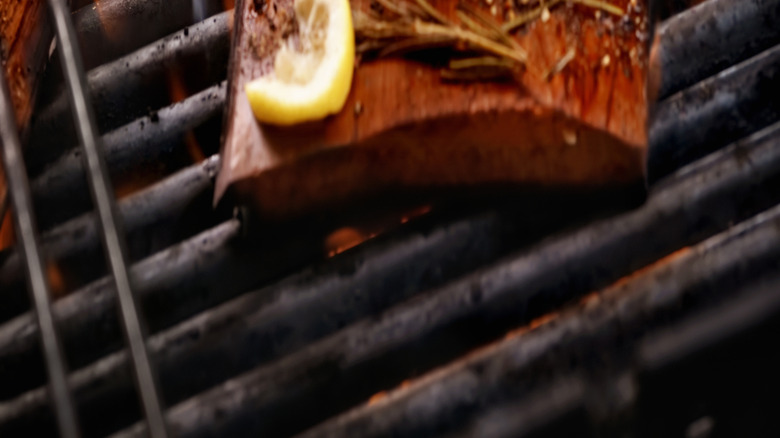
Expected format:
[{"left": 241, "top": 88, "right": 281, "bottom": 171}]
[
  {"left": 0, "top": 0, "right": 54, "bottom": 249},
  {"left": 217, "top": 0, "right": 651, "bottom": 219}
]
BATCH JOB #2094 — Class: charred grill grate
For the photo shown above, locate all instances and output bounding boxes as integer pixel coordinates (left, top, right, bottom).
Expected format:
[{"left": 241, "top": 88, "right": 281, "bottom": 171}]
[{"left": 0, "top": 0, "right": 779, "bottom": 437}]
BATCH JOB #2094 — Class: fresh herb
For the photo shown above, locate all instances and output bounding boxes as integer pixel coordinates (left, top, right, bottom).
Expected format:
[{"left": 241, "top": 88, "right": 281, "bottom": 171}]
[
  {"left": 354, "top": 0, "right": 623, "bottom": 79},
  {"left": 503, "top": 0, "right": 624, "bottom": 32}
]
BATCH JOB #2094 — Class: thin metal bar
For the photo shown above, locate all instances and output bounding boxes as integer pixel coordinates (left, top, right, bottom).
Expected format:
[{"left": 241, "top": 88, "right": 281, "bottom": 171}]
[
  {"left": 648, "top": 43, "right": 780, "bottom": 184},
  {"left": 0, "top": 62, "right": 80, "bottom": 437},
  {"left": 654, "top": 0, "right": 780, "bottom": 100},
  {"left": 27, "top": 10, "right": 231, "bottom": 172},
  {"left": 45, "top": 0, "right": 168, "bottom": 437}
]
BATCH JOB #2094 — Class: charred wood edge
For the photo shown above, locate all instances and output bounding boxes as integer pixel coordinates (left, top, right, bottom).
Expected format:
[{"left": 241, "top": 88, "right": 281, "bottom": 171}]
[
  {"left": 648, "top": 42, "right": 780, "bottom": 184},
  {"left": 25, "top": 10, "right": 232, "bottom": 173},
  {"left": 655, "top": 0, "right": 780, "bottom": 100},
  {"left": 0, "top": 156, "right": 221, "bottom": 324},
  {"left": 96, "top": 120, "right": 780, "bottom": 438},
  {"left": 71, "top": 0, "right": 226, "bottom": 70},
  {"left": 30, "top": 81, "right": 226, "bottom": 229},
  {"left": 295, "top": 216, "right": 780, "bottom": 438}
]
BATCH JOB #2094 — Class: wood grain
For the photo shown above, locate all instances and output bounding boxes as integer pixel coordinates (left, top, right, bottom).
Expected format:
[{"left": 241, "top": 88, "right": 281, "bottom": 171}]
[
  {"left": 0, "top": 0, "right": 54, "bottom": 248},
  {"left": 217, "top": 0, "right": 651, "bottom": 219}
]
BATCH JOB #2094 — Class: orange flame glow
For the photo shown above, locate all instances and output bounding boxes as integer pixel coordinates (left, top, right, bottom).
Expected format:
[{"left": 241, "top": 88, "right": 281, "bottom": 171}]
[
  {"left": 325, "top": 205, "right": 433, "bottom": 257},
  {"left": 0, "top": 209, "right": 14, "bottom": 251},
  {"left": 606, "top": 246, "right": 692, "bottom": 292},
  {"left": 113, "top": 171, "right": 161, "bottom": 200},
  {"left": 166, "top": 68, "right": 206, "bottom": 163},
  {"left": 325, "top": 227, "right": 375, "bottom": 258},
  {"left": 367, "top": 390, "right": 388, "bottom": 406},
  {"left": 46, "top": 261, "right": 66, "bottom": 298}
]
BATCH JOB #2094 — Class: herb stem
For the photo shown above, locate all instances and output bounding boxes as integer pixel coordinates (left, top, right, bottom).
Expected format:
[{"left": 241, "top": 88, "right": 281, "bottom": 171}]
[
  {"left": 543, "top": 47, "right": 576, "bottom": 79},
  {"left": 373, "top": 0, "right": 406, "bottom": 16},
  {"left": 571, "top": 0, "right": 624, "bottom": 16},
  {"left": 449, "top": 56, "right": 515, "bottom": 70},
  {"left": 414, "top": 20, "right": 527, "bottom": 63},
  {"left": 502, "top": 0, "right": 623, "bottom": 32},
  {"left": 414, "top": 0, "right": 455, "bottom": 26},
  {"left": 458, "top": 4, "right": 521, "bottom": 51},
  {"left": 502, "top": 0, "right": 564, "bottom": 32}
]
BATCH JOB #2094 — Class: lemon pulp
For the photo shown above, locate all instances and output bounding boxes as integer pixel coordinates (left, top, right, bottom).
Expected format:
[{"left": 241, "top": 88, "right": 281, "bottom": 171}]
[{"left": 245, "top": 0, "right": 355, "bottom": 125}]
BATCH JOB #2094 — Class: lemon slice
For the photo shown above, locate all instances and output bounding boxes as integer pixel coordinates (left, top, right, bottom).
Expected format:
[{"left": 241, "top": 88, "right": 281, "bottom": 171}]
[{"left": 245, "top": 0, "right": 355, "bottom": 125}]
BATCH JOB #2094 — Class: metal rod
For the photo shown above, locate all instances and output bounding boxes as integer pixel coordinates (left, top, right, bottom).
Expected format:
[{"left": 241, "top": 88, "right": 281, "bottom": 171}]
[
  {"left": 654, "top": 0, "right": 780, "bottom": 100},
  {"left": 72, "top": 0, "right": 226, "bottom": 70},
  {"left": 0, "top": 156, "right": 222, "bottom": 322},
  {"left": 30, "top": 82, "right": 225, "bottom": 230},
  {"left": 648, "top": 43, "right": 780, "bottom": 184},
  {"left": 27, "top": 10, "right": 231, "bottom": 172},
  {"left": 45, "top": 0, "right": 168, "bottom": 437},
  {"left": 294, "top": 215, "right": 780, "bottom": 438},
  {"left": 0, "top": 56, "right": 80, "bottom": 438}
]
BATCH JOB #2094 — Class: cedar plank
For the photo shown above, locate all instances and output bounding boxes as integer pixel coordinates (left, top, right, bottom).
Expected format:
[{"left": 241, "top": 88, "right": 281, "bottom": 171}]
[{"left": 217, "top": 0, "right": 650, "bottom": 219}]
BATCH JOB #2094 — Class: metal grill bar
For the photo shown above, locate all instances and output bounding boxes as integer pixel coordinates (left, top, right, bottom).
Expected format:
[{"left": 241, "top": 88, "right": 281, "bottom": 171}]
[
  {"left": 73, "top": 0, "right": 226, "bottom": 70},
  {"left": 31, "top": 81, "right": 225, "bottom": 229},
  {"left": 0, "top": 216, "right": 242, "bottom": 404},
  {"left": 0, "top": 156, "right": 223, "bottom": 326},
  {"left": 649, "top": 43, "right": 780, "bottom": 183},
  {"left": 295, "top": 202, "right": 780, "bottom": 438},
  {"left": 654, "top": 0, "right": 780, "bottom": 100},
  {"left": 0, "top": 47, "right": 80, "bottom": 438},
  {"left": 45, "top": 0, "right": 167, "bottom": 436},
  {"left": 27, "top": 10, "right": 231, "bottom": 173},
  {"left": 0, "top": 205, "right": 537, "bottom": 432}
]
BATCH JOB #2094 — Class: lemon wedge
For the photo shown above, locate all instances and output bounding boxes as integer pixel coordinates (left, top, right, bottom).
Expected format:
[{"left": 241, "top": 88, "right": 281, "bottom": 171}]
[{"left": 245, "top": 0, "right": 355, "bottom": 125}]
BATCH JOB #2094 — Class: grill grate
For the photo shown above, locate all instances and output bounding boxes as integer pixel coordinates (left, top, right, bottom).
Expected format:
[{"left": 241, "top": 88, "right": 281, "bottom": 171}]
[
  {"left": 3, "top": 0, "right": 170, "bottom": 436},
  {"left": 1, "top": 0, "right": 779, "bottom": 436}
]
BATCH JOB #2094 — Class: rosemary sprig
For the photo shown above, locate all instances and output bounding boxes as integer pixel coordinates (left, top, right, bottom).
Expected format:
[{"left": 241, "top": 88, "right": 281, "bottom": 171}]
[
  {"left": 354, "top": 2, "right": 527, "bottom": 65},
  {"left": 442, "top": 56, "right": 516, "bottom": 80},
  {"left": 443, "top": 56, "right": 518, "bottom": 81},
  {"left": 457, "top": 3, "right": 521, "bottom": 51},
  {"left": 572, "top": 0, "right": 624, "bottom": 16},
  {"left": 502, "top": 0, "right": 564, "bottom": 32},
  {"left": 373, "top": 0, "right": 406, "bottom": 16},
  {"left": 413, "top": 0, "right": 454, "bottom": 26},
  {"left": 456, "top": 10, "right": 496, "bottom": 40},
  {"left": 413, "top": 20, "right": 527, "bottom": 63},
  {"left": 543, "top": 47, "right": 576, "bottom": 80},
  {"left": 449, "top": 56, "right": 516, "bottom": 70},
  {"left": 354, "top": 0, "right": 621, "bottom": 81},
  {"left": 502, "top": 0, "right": 624, "bottom": 32}
]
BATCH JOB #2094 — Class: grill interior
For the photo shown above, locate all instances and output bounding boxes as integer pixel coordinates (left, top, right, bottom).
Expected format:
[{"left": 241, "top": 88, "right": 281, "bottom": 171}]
[{"left": 1, "top": 0, "right": 780, "bottom": 437}]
